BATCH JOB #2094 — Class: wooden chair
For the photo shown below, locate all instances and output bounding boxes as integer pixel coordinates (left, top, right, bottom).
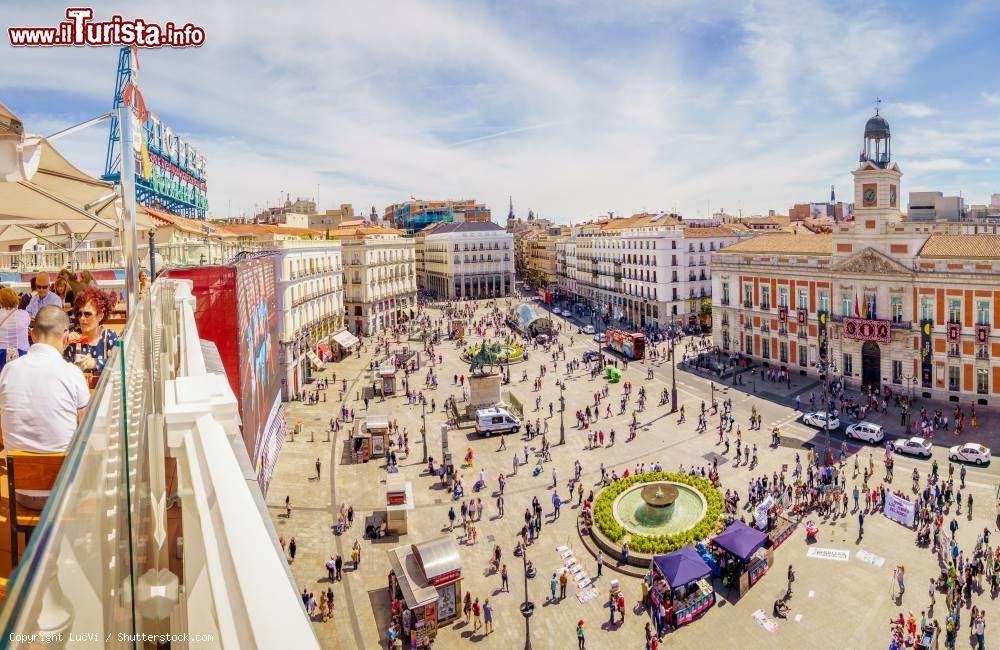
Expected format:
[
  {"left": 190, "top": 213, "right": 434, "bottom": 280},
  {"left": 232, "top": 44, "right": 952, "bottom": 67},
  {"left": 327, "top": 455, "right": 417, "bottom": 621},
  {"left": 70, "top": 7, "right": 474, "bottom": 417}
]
[{"left": 6, "top": 451, "right": 66, "bottom": 568}]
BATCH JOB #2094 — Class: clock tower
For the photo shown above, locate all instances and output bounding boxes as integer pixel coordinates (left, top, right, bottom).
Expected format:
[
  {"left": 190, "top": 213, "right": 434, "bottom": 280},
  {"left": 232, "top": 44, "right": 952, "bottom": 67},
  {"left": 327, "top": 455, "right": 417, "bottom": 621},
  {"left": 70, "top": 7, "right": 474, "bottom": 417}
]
[{"left": 851, "top": 107, "right": 903, "bottom": 224}]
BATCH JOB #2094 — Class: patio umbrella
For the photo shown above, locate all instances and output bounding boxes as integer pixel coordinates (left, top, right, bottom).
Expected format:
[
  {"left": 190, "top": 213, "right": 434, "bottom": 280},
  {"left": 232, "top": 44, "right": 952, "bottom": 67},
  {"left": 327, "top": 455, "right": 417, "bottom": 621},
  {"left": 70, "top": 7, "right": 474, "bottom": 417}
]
[{"left": 653, "top": 546, "right": 712, "bottom": 589}]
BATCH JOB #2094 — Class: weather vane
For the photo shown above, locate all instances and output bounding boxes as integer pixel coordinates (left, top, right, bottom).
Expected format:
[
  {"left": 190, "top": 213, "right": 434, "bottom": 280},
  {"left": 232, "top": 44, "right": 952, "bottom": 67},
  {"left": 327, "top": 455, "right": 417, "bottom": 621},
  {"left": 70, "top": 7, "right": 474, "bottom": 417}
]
[{"left": 875, "top": 97, "right": 881, "bottom": 115}]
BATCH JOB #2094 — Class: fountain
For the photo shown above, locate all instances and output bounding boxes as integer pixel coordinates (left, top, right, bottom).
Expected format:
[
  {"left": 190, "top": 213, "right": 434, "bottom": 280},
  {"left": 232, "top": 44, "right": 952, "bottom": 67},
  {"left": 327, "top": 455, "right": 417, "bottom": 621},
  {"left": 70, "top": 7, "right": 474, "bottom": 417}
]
[{"left": 613, "top": 481, "right": 706, "bottom": 537}]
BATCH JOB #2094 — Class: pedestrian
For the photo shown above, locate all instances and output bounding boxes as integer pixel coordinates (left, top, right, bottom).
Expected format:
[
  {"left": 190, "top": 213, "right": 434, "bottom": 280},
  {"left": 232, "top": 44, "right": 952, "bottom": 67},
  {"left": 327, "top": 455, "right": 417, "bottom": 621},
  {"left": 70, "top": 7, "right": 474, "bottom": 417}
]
[
  {"left": 315, "top": 457, "right": 321, "bottom": 479},
  {"left": 448, "top": 506, "right": 456, "bottom": 530},
  {"left": 577, "top": 619, "right": 586, "bottom": 649},
  {"left": 858, "top": 511, "right": 865, "bottom": 539},
  {"left": 335, "top": 554, "right": 343, "bottom": 581},
  {"left": 551, "top": 572, "right": 559, "bottom": 601},
  {"left": 472, "top": 597, "right": 482, "bottom": 631},
  {"left": 596, "top": 551, "right": 603, "bottom": 577},
  {"left": 787, "top": 564, "right": 795, "bottom": 597},
  {"left": 289, "top": 537, "right": 297, "bottom": 561},
  {"left": 501, "top": 564, "right": 509, "bottom": 591},
  {"left": 560, "top": 569, "right": 568, "bottom": 599},
  {"left": 484, "top": 599, "right": 494, "bottom": 634},
  {"left": 464, "top": 591, "right": 472, "bottom": 623},
  {"left": 326, "top": 556, "right": 336, "bottom": 582},
  {"left": 285, "top": 495, "right": 292, "bottom": 518},
  {"left": 351, "top": 541, "right": 360, "bottom": 570}
]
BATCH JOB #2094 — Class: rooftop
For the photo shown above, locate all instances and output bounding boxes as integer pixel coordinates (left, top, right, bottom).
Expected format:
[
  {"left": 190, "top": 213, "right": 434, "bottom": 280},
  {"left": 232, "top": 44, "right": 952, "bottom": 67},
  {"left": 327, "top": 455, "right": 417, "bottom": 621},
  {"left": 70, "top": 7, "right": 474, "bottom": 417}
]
[
  {"left": 919, "top": 234, "right": 1000, "bottom": 259},
  {"left": 717, "top": 233, "right": 832, "bottom": 256},
  {"left": 682, "top": 226, "right": 741, "bottom": 239},
  {"left": 425, "top": 221, "right": 506, "bottom": 234}
]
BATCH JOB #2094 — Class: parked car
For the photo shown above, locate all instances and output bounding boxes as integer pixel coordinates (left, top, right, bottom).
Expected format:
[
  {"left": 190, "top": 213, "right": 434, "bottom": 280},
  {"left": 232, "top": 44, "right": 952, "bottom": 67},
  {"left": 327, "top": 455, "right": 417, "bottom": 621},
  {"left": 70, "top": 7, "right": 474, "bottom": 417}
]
[
  {"left": 593, "top": 333, "right": 607, "bottom": 343},
  {"left": 582, "top": 324, "right": 596, "bottom": 334},
  {"left": 845, "top": 422, "right": 884, "bottom": 443},
  {"left": 802, "top": 411, "right": 840, "bottom": 430},
  {"left": 582, "top": 350, "right": 602, "bottom": 363},
  {"left": 892, "top": 436, "right": 933, "bottom": 458},
  {"left": 552, "top": 307, "right": 561, "bottom": 315},
  {"left": 949, "top": 443, "right": 991, "bottom": 465}
]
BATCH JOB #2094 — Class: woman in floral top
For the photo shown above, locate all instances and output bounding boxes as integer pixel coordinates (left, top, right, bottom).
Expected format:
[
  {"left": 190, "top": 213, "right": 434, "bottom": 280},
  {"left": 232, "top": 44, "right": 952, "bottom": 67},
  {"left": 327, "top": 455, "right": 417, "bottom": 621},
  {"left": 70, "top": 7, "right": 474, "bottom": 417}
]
[{"left": 65, "top": 288, "right": 119, "bottom": 373}]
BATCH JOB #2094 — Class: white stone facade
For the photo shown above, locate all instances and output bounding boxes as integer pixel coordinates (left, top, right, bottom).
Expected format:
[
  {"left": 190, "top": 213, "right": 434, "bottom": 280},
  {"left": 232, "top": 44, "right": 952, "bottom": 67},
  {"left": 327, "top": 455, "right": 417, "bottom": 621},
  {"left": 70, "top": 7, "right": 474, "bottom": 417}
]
[{"left": 344, "top": 235, "right": 417, "bottom": 335}]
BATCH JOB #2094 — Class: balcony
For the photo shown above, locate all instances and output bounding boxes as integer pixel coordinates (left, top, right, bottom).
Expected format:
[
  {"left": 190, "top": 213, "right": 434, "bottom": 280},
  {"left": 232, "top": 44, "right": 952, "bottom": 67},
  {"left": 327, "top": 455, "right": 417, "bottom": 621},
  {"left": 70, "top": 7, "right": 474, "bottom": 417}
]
[
  {"left": 720, "top": 298, "right": 730, "bottom": 305},
  {"left": 0, "top": 279, "right": 317, "bottom": 648},
  {"left": 760, "top": 303, "right": 771, "bottom": 311},
  {"left": 743, "top": 300, "right": 753, "bottom": 309},
  {"left": 890, "top": 320, "right": 911, "bottom": 330},
  {"left": 798, "top": 329, "right": 807, "bottom": 339}
]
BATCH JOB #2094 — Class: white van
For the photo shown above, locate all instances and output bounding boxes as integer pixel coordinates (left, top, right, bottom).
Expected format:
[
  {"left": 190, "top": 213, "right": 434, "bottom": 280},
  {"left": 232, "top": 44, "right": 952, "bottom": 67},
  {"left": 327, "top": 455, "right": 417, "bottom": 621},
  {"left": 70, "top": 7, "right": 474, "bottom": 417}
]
[{"left": 475, "top": 407, "right": 521, "bottom": 437}]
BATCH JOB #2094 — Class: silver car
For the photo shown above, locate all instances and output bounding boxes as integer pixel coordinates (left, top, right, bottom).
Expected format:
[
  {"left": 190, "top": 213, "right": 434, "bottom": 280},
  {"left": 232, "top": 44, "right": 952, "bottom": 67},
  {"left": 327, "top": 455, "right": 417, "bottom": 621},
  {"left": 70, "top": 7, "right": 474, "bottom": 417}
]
[{"left": 892, "top": 436, "right": 933, "bottom": 458}]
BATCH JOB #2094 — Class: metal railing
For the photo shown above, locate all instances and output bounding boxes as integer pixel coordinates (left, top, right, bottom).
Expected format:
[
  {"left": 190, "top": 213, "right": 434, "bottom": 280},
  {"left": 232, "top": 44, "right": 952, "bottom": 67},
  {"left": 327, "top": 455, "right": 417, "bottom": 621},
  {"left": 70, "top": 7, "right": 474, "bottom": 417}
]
[
  {"left": 0, "top": 241, "right": 271, "bottom": 275},
  {"left": 0, "top": 279, "right": 316, "bottom": 648}
]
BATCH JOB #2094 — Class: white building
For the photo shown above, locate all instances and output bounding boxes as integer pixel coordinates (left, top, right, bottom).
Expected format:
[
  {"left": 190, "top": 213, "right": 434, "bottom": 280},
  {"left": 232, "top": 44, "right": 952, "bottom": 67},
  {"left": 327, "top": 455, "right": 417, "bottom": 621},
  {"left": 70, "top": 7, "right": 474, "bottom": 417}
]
[
  {"left": 420, "top": 222, "right": 513, "bottom": 299},
  {"left": 274, "top": 240, "right": 345, "bottom": 399},
  {"left": 560, "top": 213, "right": 741, "bottom": 329},
  {"left": 339, "top": 226, "right": 417, "bottom": 335}
]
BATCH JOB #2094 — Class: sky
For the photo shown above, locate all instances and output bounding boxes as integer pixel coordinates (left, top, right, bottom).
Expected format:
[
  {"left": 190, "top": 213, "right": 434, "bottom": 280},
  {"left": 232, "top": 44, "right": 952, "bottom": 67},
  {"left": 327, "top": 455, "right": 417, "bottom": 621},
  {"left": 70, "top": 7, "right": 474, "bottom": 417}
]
[{"left": 3, "top": 0, "right": 1000, "bottom": 223}]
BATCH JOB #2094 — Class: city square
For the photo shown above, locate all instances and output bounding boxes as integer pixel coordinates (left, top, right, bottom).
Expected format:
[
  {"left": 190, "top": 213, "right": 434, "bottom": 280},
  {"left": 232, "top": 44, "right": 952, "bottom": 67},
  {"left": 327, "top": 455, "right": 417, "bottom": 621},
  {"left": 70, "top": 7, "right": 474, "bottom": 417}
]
[{"left": 269, "top": 295, "right": 1000, "bottom": 649}]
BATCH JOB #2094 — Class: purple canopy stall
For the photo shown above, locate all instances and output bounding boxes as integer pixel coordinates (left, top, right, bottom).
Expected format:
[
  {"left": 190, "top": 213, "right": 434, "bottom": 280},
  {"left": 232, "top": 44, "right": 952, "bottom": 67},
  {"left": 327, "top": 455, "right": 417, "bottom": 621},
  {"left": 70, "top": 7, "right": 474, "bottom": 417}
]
[
  {"left": 711, "top": 521, "right": 772, "bottom": 595},
  {"left": 649, "top": 546, "right": 716, "bottom": 627}
]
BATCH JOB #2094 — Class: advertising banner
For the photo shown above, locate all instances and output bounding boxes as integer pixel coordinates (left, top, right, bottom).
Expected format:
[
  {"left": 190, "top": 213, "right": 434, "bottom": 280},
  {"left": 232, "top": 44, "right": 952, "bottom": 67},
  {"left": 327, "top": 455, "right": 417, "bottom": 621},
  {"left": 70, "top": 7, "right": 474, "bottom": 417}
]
[
  {"left": 920, "top": 319, "right": 933, "bottom": 387},
  {"left": 883, "top": 492, "right": 916, "bottom": 527},
  {"left": 754, "top": 494, "right": 774, "bottom": 530}
]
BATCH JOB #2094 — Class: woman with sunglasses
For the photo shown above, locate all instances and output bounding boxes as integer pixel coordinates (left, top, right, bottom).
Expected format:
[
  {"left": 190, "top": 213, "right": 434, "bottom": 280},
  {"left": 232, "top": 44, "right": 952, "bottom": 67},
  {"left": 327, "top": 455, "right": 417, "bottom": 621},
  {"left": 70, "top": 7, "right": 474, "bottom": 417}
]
[{"left": 64, "top": 288, "right": 119, "bottom": 373}]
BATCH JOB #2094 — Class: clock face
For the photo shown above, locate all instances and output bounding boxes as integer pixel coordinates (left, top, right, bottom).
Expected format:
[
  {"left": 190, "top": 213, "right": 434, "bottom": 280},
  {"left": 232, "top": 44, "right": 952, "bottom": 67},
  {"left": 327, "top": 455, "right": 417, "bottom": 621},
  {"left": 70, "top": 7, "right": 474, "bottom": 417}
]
[{"left": 863, "top": 188, "right": 876, "bottom": 203}]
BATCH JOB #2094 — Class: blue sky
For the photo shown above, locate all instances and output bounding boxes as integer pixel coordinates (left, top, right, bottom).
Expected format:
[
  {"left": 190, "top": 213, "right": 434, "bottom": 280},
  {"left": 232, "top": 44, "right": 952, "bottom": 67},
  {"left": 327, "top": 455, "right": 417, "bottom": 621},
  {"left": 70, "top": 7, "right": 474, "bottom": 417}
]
[{"left": 3, "top": 0, "right": 1000, "bottom": 222}]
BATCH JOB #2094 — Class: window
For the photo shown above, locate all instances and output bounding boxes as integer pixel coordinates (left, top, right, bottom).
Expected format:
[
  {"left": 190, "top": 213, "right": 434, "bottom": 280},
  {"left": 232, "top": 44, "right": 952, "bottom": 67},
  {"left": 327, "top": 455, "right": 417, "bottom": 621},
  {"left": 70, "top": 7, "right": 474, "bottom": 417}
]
[
  {"left": 842, "top": 353, "right": 853, "bottom": 376},
  {"left": 920, "top": 297, "right": 934, "bottom": 321},
  {"left": 841, "top": 292, "right": 853, "bottom": 317},
  {"left": 891, "top": 296, "right": 903, "bottom": 322},
  {"left": 948, "top": 366, "right": 960, "bottom": 392},
  {"left": 797, "top": 289, "right": 808, "bottom": 310},
  {"left": 722, "top": 283, "right": 730, "bottom": 303},
  {"left": 761, "top": 286, "right": 771, "bottom": 309},
  {"left": 818, "top": 290, "right": 829, "bottom": 313},
  {"left": 948, "top": 299, "right": 961, "bottom": 324},
  {"left": 977, "top": 300, "right": 990, "bottom": 325},
  {"left": 779, "top": 341, "right": 788, "bottom": 363},
  {"left": 762, "top": 339, "right": 770, "bottom": 359},
  {"left": 977, "top": 368, "right": 989, "bottom": 395},
  {"left": 798, "top": 344, "right": 807, "bottom": 367},
  {"left": 744, "top": 285, "right": 753, "bottom": 306},
  {"left": 892, "top": 360, "right": 902, "bottom": 384},
  {"left": 745, "top": 335, "right": 753, "bottom": 354},
  {"left": 778, "top": 287, "right": 788, "bottom": 308}
]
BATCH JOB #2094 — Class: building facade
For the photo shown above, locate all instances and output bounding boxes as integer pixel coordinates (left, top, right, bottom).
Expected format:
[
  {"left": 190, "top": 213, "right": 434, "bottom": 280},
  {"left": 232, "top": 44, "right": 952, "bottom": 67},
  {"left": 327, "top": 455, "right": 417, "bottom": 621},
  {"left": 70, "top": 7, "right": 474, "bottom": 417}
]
[
  {"left": 713, "top": 111, "right": 1000, "bottom": 404},
  {"left": 384, "top": 199, "right": 490, "bottom": 234},
  {"left": 274, "top": 240, "right": 344, "bottom": 400},
  {"left": 561, "top": 214, "right": 740, "bottom": 328},
  {"left": 419, "top": 222, "right": 513, "bottom": 299},
  {"left": 339, "top": 227, "right": 417, "bottom": 335}
]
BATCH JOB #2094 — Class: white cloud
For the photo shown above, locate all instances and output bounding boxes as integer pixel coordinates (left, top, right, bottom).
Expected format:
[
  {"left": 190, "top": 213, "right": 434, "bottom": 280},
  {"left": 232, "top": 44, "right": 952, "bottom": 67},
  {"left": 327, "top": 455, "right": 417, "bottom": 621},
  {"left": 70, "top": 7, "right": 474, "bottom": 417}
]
[
  {"left": 1, "top": 1, "right": 995, "bottom": 220},
  {"left": 983, "top": 92, "right": 1000, "bottom": 106}
]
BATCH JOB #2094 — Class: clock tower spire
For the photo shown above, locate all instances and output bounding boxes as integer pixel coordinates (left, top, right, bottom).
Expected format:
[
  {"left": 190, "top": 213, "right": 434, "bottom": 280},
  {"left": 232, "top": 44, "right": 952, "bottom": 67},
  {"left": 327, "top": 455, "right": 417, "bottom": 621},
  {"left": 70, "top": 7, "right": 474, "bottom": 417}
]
[{"left": 852, "top": 106, "right": 902, "bottom": 226}]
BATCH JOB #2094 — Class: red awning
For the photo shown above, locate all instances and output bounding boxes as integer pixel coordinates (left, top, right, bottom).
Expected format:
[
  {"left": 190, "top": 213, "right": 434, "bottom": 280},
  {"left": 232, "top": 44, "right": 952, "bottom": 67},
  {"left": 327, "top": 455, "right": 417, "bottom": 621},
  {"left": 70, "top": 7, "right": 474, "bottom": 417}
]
[{"left": 318, "top": 343, "right": 331, "bottom": 360}]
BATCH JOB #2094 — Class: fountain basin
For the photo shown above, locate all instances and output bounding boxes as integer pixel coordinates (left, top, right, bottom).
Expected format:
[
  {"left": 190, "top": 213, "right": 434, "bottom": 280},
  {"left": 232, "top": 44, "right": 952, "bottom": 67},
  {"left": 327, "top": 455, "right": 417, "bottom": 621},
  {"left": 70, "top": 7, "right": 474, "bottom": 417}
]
[{"left": 612, "top": 481, "right": 706, "bottom": 537}]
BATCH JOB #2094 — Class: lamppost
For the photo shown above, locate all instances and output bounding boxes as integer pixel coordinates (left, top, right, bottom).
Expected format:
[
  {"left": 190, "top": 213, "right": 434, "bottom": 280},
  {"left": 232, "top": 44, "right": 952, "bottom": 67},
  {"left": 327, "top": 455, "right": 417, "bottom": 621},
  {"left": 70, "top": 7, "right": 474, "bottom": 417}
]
[
  {"left": 818, "top": 359, "right": 838, "bottom": 466},
  {"left": 559, "top": 381, "right": 566, "bottom": 445},
  {"left": 669, "top": 322, "right": 678, "bottom": 413},
  {"left": 421, "top": 397, "right": 428, "bottom": 463},
  {"left": 520, "top": 549, "right": 534, "bottom": 650}
]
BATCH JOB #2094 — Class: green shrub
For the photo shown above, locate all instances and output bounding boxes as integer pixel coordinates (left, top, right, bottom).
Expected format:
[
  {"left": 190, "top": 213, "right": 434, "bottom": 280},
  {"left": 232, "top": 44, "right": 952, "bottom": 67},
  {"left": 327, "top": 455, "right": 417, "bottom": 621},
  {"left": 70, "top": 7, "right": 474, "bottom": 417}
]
[{"left": 592, "top": 472, "right": 725, "bottom": 554}]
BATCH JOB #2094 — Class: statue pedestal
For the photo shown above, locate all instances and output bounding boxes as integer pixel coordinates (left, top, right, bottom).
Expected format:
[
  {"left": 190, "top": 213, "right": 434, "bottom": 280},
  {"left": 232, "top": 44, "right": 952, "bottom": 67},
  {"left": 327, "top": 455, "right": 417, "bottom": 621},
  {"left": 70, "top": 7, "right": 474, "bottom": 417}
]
[{"left": 468, "top": 374, "right": 501, "bottom": 411}]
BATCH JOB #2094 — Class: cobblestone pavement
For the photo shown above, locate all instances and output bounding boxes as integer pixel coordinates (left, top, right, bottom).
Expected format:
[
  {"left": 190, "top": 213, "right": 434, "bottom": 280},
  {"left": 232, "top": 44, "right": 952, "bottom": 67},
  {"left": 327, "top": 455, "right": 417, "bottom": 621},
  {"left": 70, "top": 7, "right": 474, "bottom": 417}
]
[{"left": 268, "top": 300, "right": 1000, "bottom": 649}]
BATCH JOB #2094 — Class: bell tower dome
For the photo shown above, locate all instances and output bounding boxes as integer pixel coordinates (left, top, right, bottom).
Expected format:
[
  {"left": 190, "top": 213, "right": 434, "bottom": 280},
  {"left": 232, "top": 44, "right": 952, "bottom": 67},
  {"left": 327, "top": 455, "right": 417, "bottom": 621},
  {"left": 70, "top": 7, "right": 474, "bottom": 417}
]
[{"left": 852, "top": 101, "right": 902, "bottom": 226}]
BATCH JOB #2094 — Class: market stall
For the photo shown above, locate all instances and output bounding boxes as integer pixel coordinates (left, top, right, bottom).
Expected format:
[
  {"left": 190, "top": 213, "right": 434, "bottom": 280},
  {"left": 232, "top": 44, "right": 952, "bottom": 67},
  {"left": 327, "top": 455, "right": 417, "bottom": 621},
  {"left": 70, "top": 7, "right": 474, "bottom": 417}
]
[
  {"left": 331, "top": 329, "right": 360, "bottom": 360},
  {"left": 767, "top": 513, "right": 797, "bottom": 549},
  {"left": 365, "top": 415, "right": 390, "bottom": 458},
  {"left": 649, "top": 546, "right": 716, "bottom": 627},
  {"left": 349, "top": 424, "right": 371, "bottom": 463},
  {"left": 387, "top": 537, "right": 463, "bottom": 647},
  {"left": 709, "top": 521, "right": 772, "bottom": 597},
  {"left": 379, "top": 365, "right": 398, "bottom": 395}
]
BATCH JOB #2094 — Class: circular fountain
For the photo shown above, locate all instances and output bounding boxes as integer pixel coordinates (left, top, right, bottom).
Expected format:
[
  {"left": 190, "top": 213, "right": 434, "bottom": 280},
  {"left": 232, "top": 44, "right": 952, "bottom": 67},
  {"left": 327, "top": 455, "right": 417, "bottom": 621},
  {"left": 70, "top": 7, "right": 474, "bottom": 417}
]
[{"left": 613, "top": 481, "right": 706, "bottom": 537}]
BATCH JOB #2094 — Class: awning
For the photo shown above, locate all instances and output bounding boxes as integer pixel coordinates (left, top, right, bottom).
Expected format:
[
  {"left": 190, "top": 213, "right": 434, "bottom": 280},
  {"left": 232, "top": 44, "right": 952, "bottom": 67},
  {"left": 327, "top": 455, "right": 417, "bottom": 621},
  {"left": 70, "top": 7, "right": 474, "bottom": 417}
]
[
  {"left": 712, "top": 520, "right": 769, "bottom": 561},
  {"left": 412, "top": 536, "right": 462, "bottom": 584},
  {"left": 332, "top": 329, "right": 360, "bottom": 349},
  {"left": 365, "top": 415, "right": 389, "bottom": 431},
  {"left": 306, "top": 351, "right": 325, "bottom": 370},
  {"left": 652, "top": 546, "right": 712, "bottom": 589},
  {"left": 317, "top": 343, "right": 332, "bottom": 360},
  {"left": 378, "top": 365, "right": 396, "bottom": 377},
  {"left": 387, "top": 546, "right": 438, "bottom": 609}
]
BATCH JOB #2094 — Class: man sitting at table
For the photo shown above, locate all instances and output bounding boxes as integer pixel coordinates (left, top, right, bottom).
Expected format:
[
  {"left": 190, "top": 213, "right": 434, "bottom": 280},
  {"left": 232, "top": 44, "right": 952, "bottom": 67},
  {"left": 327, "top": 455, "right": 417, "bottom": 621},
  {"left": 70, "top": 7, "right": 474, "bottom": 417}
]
[
  {"left": 0, "top": 305, "right": 90, "bottom": 456},
  {"left": 24, "top": 272, "right": 63, "bottom": 317}
]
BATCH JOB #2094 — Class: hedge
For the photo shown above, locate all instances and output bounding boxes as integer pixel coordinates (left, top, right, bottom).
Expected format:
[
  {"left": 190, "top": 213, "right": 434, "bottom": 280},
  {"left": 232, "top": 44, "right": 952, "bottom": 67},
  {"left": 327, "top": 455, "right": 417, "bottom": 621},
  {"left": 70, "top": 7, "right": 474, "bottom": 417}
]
[{"left": 592, "top": 471, "right": 725, "bottom": 555}]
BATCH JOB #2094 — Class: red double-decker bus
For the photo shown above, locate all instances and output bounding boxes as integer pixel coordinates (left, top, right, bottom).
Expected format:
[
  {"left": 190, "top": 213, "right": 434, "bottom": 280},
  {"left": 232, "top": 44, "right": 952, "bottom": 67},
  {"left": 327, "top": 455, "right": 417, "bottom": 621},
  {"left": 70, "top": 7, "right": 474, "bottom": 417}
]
[{"left": 606, "top": 328, "right": 646, "bottom": 360}]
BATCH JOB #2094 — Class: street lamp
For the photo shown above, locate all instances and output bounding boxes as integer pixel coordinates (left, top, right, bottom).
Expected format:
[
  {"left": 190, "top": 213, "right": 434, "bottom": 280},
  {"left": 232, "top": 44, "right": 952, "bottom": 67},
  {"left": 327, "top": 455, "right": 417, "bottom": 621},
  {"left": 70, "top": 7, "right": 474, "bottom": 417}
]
[
  {"left": 520, "top": 549, "right": 534, "bottom": 650},
  {"left": 559, "top": 381, "right": 566, "bottom": 445},
  {"left": 819, "top": 359, "right": 838, "bottom": 466},
  {"left": 421, "top": 397, "right": 428, "bottom": 463},
  {"left": 669, "top": 322, "right": 678, "bottom": 413}
]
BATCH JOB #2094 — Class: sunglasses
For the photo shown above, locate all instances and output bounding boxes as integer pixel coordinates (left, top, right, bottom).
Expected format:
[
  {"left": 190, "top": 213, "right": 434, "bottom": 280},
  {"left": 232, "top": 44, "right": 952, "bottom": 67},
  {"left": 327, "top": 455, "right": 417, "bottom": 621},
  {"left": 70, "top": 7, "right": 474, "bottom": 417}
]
[{"left": 77, "top": 310, "right": 97, "bottom": 318}]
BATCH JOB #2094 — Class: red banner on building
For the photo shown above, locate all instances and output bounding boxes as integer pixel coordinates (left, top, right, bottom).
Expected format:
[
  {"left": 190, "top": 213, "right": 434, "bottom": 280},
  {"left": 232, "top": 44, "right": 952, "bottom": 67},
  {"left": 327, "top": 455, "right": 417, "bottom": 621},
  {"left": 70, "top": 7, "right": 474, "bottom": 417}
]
[
  {"left": 778, "top": 307, "right": 787, "bottom": 322},
  {"left": 947, "top": 323, "right": 960, "bottom": 342},
  {"left": 976, "top": 324, "right": 990, "bottom": 344},
  {"left": 797, "top": 309, "right": 807, "bottom": 325},
  {"left": 842, "top": 317, "right": 891, "bottom": 343}
]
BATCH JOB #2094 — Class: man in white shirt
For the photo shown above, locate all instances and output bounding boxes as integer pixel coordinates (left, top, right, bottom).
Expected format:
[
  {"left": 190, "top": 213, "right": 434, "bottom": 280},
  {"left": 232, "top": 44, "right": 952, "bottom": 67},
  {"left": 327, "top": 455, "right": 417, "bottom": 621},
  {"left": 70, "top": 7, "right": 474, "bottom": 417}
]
[
  {"left": 0, "top": 305, "right": 90, "bottom": 454},
  {"left": 24, "top": 272, "right": 63, "bottom": 317}
]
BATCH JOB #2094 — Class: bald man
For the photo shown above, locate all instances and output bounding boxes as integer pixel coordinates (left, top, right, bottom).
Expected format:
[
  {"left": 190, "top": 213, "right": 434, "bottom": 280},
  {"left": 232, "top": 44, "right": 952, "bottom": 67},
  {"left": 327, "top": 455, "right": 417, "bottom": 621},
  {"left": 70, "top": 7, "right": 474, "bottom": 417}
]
[{"left": 25, "top": 272, "right": 63, "bottom": 317}]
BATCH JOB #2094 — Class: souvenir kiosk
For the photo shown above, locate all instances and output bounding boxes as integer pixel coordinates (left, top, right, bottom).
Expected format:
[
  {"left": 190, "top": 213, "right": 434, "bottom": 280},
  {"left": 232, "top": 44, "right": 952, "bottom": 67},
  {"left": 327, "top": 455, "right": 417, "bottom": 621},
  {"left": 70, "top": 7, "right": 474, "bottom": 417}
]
[
  {"left": 351, "top": 415, "right": 391, "bottom": 462},
  {"left": 378, "top": 365, "right": 399, "bottom": 396},
  {"left": 649, "top": 546, "right": 716, "bottom": 627},
  {"left": 710, "top": 521, "right": 772, "bottom": 597},
  {"left": 387, "top": 537, "right": 463, "bottom": 647}
]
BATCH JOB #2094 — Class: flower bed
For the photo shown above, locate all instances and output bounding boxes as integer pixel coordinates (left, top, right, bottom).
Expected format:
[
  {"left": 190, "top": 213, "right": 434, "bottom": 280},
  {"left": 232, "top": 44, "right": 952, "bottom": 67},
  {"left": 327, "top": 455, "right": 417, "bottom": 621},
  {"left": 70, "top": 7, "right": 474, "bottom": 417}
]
[
  {"left": 462, "top": 344, "right": 526, "bottom": 363},
  {"left": 593, "top": 472, "right": 725, "bottom": 555}
]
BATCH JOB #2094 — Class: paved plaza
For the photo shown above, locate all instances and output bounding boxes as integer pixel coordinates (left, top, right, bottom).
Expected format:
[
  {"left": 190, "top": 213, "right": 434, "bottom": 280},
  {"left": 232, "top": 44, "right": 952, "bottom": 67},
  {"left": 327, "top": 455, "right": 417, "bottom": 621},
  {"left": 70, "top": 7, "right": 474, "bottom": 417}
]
[{"left": 267, "top": 299, "right": 1000, "bottom": 649}]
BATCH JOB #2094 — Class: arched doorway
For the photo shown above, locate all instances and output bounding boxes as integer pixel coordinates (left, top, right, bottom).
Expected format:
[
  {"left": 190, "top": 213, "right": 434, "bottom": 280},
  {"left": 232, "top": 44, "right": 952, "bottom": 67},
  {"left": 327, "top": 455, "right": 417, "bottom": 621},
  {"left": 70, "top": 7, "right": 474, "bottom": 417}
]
[{"left": 861, "top": 341, "right": 881, "bottom": 389}]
